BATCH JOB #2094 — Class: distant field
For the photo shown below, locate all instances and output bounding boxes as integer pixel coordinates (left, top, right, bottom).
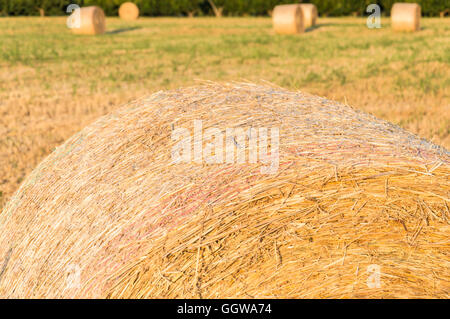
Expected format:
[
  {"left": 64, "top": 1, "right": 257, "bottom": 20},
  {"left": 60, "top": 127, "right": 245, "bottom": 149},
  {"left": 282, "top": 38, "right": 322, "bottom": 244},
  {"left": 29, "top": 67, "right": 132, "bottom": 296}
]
[{"left": 0, "top": 16, "right": 449, "bottom": 209}]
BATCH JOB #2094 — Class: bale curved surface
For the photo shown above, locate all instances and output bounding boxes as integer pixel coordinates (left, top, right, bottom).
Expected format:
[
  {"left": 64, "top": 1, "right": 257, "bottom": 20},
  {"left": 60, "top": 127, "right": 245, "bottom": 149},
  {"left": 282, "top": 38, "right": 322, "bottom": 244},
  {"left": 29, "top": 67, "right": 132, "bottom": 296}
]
[
  {"left": 299, "top": 4, "right": 318, "bottom": 29},
  {"left": 273, "top": 4, "right": 304, "bottom": 34},
  {"left": 391, "top": 3, "right": 421, "bottom": 32},
  {"left": 119, "top": 2, "right": 139, "bottom": 21},
  {"left": 0, "top": 83, "right": 449, "bottom": 298},
  {"left": 70, "top": 6, "right": 106, "bottom": 35}
]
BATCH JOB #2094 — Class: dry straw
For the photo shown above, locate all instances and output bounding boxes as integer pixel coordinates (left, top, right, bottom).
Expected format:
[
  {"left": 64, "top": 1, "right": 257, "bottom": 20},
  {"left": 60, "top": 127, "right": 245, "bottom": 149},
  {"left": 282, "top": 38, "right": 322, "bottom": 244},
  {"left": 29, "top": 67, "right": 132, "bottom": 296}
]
[
  {"left": 119, "top": 2, "right": 140, "bottom": 21},
  {"left": 299, "top": 4, "right": 318, "bottom": 29},
  {"left": 273, "top": 4, "right": 304, "bottom": 34},
  {"left": 70, "top": 6, "right": 106, "bottom": 35},
  {"left": 0, "top": 83, "right": 449, "bottom": 298},
  {"left": 391, "top": 3, "right": 421, "bottom": 32}
]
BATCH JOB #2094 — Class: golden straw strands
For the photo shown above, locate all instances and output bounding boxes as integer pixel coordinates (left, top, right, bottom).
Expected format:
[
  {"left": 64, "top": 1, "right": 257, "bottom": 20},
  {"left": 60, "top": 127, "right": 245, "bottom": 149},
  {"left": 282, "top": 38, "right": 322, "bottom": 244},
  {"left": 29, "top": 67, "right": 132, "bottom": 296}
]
[{"left": 0, "top": 83, "right": 448, "bottom": 298}]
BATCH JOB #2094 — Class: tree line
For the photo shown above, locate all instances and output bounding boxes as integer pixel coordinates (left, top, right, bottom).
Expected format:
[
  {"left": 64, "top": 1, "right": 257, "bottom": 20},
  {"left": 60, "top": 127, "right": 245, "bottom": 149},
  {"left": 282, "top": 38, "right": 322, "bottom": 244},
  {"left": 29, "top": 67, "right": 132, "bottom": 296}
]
[{"left": 0, "top": 0, "right": 447, "bottom": 17}]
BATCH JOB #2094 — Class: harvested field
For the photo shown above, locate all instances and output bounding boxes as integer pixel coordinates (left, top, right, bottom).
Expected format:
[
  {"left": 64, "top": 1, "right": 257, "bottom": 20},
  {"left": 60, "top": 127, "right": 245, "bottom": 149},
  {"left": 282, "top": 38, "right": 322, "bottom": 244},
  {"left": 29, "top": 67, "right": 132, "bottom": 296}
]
[
  {"left": 0, "top": 83, "right": 448, "bottom": 298},
  {"left": 0, "top": 17, "right": 449, "bottom": 234}
]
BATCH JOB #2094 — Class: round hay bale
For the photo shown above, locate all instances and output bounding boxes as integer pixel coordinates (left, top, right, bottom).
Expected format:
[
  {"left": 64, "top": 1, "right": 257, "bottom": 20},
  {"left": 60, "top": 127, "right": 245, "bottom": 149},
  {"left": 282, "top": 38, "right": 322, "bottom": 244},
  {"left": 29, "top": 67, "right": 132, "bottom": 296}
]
[
  {"left": 273, "top": 4, "right": 304, "bottom": 34},
  {"left": 70, "top": 6, "right": 106, "bottom": 35},
  {"left": 391, "top": 3, "right": 421, "bottom": 32},
  {"left": 299, "top": 3, "right": 318, "bottom": 29},
  {"left": 0, "top": 83, "right": 449, "bottom": 298},
  {"left": 119, "top": 2, "right": 139, "bottom": 21}
]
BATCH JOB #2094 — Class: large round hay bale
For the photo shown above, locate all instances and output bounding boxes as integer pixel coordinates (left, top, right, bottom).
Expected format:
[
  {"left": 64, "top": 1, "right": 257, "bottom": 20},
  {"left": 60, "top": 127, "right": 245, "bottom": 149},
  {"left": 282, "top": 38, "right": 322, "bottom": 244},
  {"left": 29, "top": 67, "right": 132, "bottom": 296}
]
[
  {"left": 391, "top": 3, "right": 421, "bottom": 32},
  {"left": 299, "top": 3, "right": 318, "bottom": 29},
  {"left": 0, "top": 83, "right": 449, "bottom": 298},
  {"left": 273, "top": 4, "right": 304, "bottom": 34},
  {"left": 119, "top": 2, "right": 139, "bottom": 21},
  {"left": 70, "top": 6, "right": 106, "bottom": 35}
]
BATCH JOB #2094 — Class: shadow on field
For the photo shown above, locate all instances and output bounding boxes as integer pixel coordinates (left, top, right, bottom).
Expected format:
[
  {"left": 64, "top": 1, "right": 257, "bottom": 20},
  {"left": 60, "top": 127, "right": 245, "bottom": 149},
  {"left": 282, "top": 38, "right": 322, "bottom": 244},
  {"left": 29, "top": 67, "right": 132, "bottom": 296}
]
[
  {"left": 106, "top": 26, "right": 141, "bottom": 35},
  {"left": 305, "top": 23, "right": 335, "bottom": 32}
]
